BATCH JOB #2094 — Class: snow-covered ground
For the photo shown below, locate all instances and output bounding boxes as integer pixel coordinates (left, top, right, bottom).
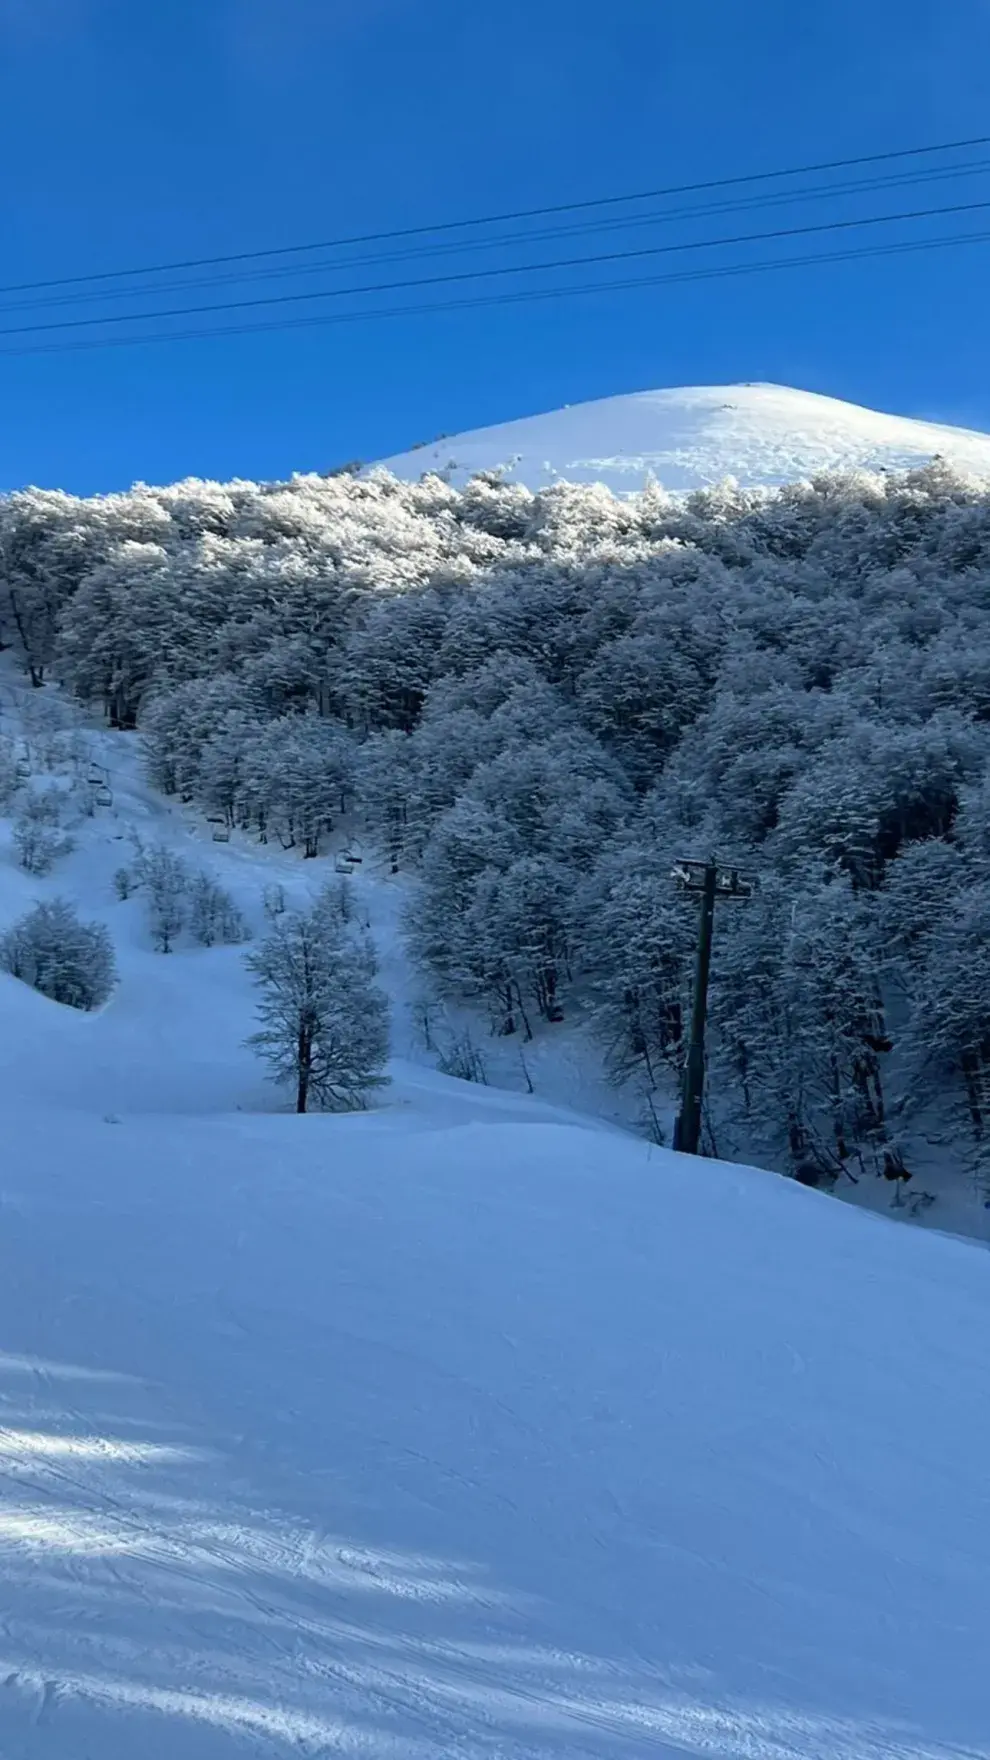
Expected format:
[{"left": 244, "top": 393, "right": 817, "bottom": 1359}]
[
  {"left": 376, "top": 382, "right": 990, "bottom": 493},
  {"left": 2, "top": 676, "right": 990, "bottom": 1758}
]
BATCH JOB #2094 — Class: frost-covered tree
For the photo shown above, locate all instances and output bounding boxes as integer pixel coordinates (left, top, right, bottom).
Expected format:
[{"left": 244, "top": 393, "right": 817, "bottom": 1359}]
[
  {"left": 246, "top": 904, "right": 389, "bottom": 1112},
  {"left": 406, "top": 795, "right": 524, "bottom": 1033},
  {"left": 197, "top": 708, "right": 265, "bottom": 828},
  {"left": 708, "top": 876, "right": 893, "bottom": 1181},
  {"left": 355, "top": 729, "right": 417, "bottom": 871},
  {"left": 708, "top": 878, "right": 820, "bottom": 1177},
  {"left": 188, "top": 871, "right": 248, "bottom": 946},
  {"left": 408, "top": 730, "right": 629, "bottom": 1028},
  {"left": 883, "top": 835, "right": 990, "bottom": 1179},
  {"left": 13, "top": 789, "right": 75, "bottom": 874},
  {"left": 262, "top": 883, "right": 287, "bottom": 922},
  {"left": 470, "top": 854, "right": 573, "bottom": 1027},
  {"left": 239, "top": 715, "right": 354, "bottom": 856},
  {"left": 0, "top": 733, "right": 25, "bottom": 811},
  {"left": 141, "top": 676, "right": 248, "bottom": 802},
  {"left": 138, "top": 845, "right": 190, "bottom": 953},
  {"left": 0, "top": 898, "right": 116, "bottom": 1010},
  {"left": 1, "top": 489, "right": 111, "bottom": 686},
  {"left": 11, "top": 447, "right": 990, "bottom": 1188},
  {"left": 584, "top": 842, "right": 694, "bottom": 1090}
]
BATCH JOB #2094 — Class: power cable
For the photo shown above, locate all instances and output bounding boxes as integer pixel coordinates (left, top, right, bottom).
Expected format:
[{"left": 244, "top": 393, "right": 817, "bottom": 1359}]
[
  {"left": 0, "top": 193, "right": 987, "bottom": 340},
  {"left": 1, "top": 223, "right": 986, "bottom": 359},
  {"left": 3, "top": 155, "right": 989, "bottom": 318},
  {"left": 0, "top": 131, "right": 987, "bottom": 299}
]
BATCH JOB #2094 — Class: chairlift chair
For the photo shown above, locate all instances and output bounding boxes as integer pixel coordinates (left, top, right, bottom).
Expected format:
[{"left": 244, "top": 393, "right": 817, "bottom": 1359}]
[{"left": 95, "top": 785, "right": 113, "bottom": 807}]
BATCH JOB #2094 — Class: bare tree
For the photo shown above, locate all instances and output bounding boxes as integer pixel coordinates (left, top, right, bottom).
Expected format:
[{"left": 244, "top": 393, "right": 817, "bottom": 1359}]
[{"left": 246, "top": 905, "right": 388, "bottom": 1113}]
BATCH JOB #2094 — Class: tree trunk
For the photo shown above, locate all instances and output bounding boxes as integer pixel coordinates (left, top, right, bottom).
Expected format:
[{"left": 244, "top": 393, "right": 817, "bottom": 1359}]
[
  {"left": 962, "top": 1049, "right": 985, "bottom": 1139},
  {"left": 7, "top": 590, "right": 44, "bottom": 687},
  {"left": 296, "top": 1022, "right": 312, "bottom": 1113},
  {"left": 513, "top": 980, "right": 533, "bottom": 1043}
]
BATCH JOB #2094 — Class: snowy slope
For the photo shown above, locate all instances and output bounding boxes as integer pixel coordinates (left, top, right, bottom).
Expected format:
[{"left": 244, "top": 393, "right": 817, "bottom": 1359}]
[
  {"left": 376, "top": 382, "right": 990, "bottom": 493},
  {"left": 2, "top": 681, "right": 990, "bottom": 1758}
]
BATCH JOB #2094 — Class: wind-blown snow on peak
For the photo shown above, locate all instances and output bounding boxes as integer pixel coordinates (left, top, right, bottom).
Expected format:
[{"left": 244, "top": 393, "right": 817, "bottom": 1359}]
[{"left": 377, "top": 381, "right": 990, "bottom": 494}]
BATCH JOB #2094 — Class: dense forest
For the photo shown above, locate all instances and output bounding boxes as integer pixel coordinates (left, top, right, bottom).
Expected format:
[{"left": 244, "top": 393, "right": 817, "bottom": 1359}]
[{"left": 3, "top": 457, "right": 990, "bottom": 1196}]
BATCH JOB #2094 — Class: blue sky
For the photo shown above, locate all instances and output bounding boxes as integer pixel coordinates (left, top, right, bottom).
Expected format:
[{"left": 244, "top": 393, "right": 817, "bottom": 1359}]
[{"left": 1, "top": 0, "right": 989, "bottom": 492}]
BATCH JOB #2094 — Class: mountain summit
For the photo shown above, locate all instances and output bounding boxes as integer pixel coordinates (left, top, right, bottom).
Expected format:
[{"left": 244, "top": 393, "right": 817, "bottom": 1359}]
[{"left": 377, "top": 381, "right": 990, "bottom": 493}]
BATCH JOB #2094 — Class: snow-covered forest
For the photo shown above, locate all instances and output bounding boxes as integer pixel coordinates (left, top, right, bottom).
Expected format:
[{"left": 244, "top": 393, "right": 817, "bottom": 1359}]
[{"left": 4, "top": 457, "right": 990, "bottom": 1197}]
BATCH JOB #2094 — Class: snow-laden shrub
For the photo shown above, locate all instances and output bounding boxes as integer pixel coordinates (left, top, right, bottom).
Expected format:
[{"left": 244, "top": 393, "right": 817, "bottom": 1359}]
[
  {"left": 113, "top": 864, "right": 136, "bottom": 900},
  {"left": 0, "top": 898, "right": 116, "bottom": 1010}
]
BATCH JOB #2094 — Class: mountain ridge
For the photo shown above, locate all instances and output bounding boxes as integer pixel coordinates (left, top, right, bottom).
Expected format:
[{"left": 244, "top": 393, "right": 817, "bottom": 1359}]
[{"left": 376, "top": 380, "right": 990, "bottom": 494}]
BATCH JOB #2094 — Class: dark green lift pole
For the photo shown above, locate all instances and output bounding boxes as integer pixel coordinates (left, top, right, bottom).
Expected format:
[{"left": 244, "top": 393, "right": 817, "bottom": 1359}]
[
  {"left": 677, "top": 858, "right": 718, "bottom": 1156},
  {"left": 672, "top": 857, "right": 753, "bottom": 1156}
]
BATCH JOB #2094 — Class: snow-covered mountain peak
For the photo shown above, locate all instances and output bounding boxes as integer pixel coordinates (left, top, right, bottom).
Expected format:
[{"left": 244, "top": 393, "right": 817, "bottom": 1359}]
[{"left": 377, "top": 381, "right": 990, "bottom": 494}]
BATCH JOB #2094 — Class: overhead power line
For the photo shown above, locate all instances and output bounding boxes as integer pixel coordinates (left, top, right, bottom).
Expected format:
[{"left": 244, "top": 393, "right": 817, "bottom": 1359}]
[
  {"left": 1, "top": 192, "right": 989, "bottom": 341},
  {"left": 3, "top": 155, "right": 989, "bottom": 319},
  {"left": 2, "top": 224, "right": 987, "bottom": 360},
  {"left": 0, "top": 131, "right": 988, "bottom": 300}
]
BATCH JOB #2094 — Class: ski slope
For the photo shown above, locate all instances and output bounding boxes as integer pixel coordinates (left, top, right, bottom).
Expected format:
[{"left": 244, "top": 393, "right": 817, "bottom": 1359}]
[
  {"left": 2, "top": 681, "right": 990, "bottom": 1758},
  {"left": 377, "top": 382, "right": 990, "bottom": 493}
]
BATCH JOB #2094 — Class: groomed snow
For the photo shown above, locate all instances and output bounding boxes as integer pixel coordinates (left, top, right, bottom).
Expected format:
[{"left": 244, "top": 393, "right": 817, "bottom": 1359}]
[
  {"left": 376, "top": 382, "right": 990, "bottom": 494},
  {"left": 2, "top": 678, "right": 990, "bottom": 1758}
]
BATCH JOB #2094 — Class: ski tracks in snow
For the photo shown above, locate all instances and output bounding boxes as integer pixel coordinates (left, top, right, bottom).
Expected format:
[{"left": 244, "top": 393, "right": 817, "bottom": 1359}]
[{"left": 0, "top": 1356, "right": 661, "bottom": 1759}]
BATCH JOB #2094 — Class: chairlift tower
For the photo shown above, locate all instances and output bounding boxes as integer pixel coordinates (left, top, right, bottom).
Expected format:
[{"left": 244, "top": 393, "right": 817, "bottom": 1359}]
[{"left": 671, "top": 858, "right": 754, "bottom": 1156}]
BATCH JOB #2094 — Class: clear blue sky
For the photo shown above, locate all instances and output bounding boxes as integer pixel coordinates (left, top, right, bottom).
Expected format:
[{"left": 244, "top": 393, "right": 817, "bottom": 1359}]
[{"left": 1, "top": 0, "right": 989, "bottom": 493}]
